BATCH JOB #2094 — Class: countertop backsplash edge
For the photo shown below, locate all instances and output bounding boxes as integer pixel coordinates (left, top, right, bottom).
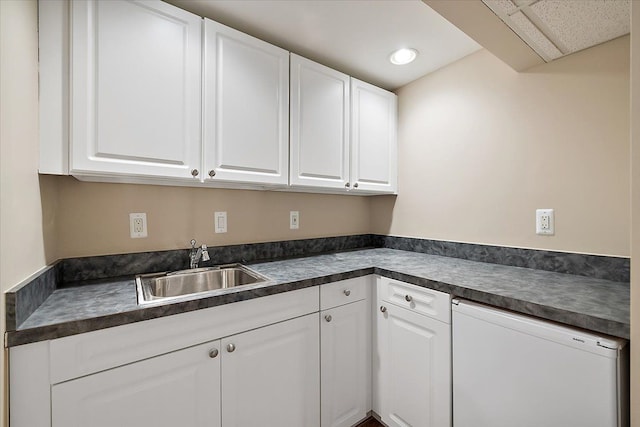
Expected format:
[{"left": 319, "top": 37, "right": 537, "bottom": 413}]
[{"left": 5, "top": 234, "right": 630, "bottom": 343}]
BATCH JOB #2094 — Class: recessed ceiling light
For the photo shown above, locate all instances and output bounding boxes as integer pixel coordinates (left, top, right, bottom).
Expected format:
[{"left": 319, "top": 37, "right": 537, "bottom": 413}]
[{"left": 389, "top": 48, "right": 418, "bottom": 65}]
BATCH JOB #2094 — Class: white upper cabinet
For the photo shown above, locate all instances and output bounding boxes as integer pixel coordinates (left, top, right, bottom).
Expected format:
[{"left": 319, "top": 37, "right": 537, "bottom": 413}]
[
  {"left": 351, "top": 78, "right": 398, "bottom": 194},
  {"left": 290, "top": 54, "right": 350, "bottom": 190},
  {"left": 70, "top": 0, "right": 202, "bottom": 180},
  {"left": 290, "top": 57, "right": 397, "bottom": 195},
  {"left": 203, "top": 19, "right": 290, "bottom": 186},
  {"left": 41, "top": 1, "right": 396, "bottom": 193}
]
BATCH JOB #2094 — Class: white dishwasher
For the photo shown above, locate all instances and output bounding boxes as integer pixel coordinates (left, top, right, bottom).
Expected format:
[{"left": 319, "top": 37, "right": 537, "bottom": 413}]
[{"left": 452, "top": 299, "right": 628, "bottom": 427}]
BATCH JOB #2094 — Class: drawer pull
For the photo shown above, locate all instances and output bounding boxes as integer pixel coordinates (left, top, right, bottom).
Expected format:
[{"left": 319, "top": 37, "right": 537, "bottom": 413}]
[
  {"left": 380, "top": 306, "right": 387, "bottom": 313},
  {"left": 405, "top": 294, "right": 413, "bottom": 302},
  {"left": 343, "top": 289, "right": 351, "bottom": 296}
]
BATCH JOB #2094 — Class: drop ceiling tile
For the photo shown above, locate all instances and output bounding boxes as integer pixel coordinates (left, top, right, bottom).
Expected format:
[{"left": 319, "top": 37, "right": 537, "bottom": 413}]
[
  {"left": 513, "top": 0, "right": 537, "bottom": 7},
  {"left": 530, "top": 0, "right": 630, "bottom": 54},
  {"left": 483, "top": 0, "right": 519, "bottom": 16},
  {"left": 510, "top": 10, "right": 563, "bottom": 60}
]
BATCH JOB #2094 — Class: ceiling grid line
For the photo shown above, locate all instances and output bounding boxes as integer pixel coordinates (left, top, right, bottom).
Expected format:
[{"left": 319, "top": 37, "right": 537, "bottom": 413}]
[{"left": 519, "top": 6, "right": 569, "bottom": 54}]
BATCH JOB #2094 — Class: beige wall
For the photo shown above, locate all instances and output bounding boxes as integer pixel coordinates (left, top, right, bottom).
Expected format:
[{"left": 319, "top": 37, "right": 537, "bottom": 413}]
[
  {"left": 630, "top": 2, "right": 639, "bottom": 425},
  {"left": 54, "top": 177, "right": 371, "bottom": 258},
  {"left": 372, "top": 36, "right": 631, "bottom": 257},
  {"left": 0, "top": 1, "right": 49, "bottom": 425}
]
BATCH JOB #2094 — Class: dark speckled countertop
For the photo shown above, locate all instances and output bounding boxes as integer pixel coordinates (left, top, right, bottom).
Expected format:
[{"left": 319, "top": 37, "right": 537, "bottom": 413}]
[{"left": 7, "top": 248, "right": 629, "bottom": 346}]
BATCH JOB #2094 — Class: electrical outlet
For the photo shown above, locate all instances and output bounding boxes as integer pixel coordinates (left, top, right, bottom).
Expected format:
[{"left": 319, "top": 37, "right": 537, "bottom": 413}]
[
  {"left": 536, "top": 209, "right": 554, "bottom": 236},
  {"left": 215, "top": 211, "right": 227, "bottom": 233},
  {"left": 129, "top": 213, "right": 147, "bottom": 238},
  {"left": 290, "top": 211, "right": 299, "bottom": 230}
]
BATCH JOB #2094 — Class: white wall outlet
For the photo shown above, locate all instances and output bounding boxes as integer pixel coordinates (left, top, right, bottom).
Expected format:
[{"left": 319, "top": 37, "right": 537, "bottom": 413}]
[
  {"left": 536, "top": 209, "right": 555, "bottom": 236},
  {"left": 290, "top": 211, "right": 299, "bottom": 230},
  {"left": 215, "top": 211, "right": 227, "bottom": 233},
  {"left": 129, "top": 213, "right": 147, "bottom": 238}
]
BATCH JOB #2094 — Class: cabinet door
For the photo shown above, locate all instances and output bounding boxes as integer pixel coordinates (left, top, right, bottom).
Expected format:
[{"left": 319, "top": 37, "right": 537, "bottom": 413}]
[
  {"left": 71, "top": 0, "right": 202, "bottom": 180},
  {"left": 321, "top": 300, "right": 370, "bottom": 427},
  {"left": 52, "top": 340, "right": 221, "bottom": 427},
  {"left": 290, "top": 54, "right": 350, "bottom": 190},
  {"left": 350, "top": 78, "right": 398, "bottom": 194},
  {"left": 376, "top": 303, "right": 451, "bottom": 427},
  {"left": 204, "top": 19, "right": 289, "bottom": 185},
  {"left": 221, "top": 313, "right": 320, "bottom": 427}
]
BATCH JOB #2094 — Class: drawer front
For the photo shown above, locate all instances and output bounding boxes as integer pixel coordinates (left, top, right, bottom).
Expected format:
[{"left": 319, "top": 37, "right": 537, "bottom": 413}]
[
  {"left": 377, "top": 277, "right": 450, "bottom": 323},
  {"left": 320, "top": 276, "right": 371, "bottom": 310}
]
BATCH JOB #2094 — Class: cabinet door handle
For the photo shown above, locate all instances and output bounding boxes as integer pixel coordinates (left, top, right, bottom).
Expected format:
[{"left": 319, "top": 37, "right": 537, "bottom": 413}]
[
  {"left": 353, "top": 182, "right": 359, "bottom": 188},
  {"left": 209, "top": 348, "right": 219, "bottom": 358},
  {"left": 191, "top": 169, "right": 199, "bottom": 177},
  {"left": 380, "top": 306, "right": 387, "bottom": 313},
  {"left": 325, "top": 315, "right": 332, "bottom": 322},
  {"left": 227, "top": 343, "right": 236, "bottom": 353},
  {"left": 209, "top": 169, "right": 216, "bottom": 178},
  {"left": 405, "top": 294, "right": 413, "bottom": 302},
  {"left": 343, "top": 289, "right": 351, "bottom": 296},
  {"left": 345, "top": 182, "right": 350, "bottom": 188}
]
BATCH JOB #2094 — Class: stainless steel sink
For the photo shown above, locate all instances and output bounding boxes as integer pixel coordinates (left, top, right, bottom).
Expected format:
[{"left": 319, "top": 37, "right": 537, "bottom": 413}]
[{"left": 136, "top": 264, "right": 273, "bottom": 305}]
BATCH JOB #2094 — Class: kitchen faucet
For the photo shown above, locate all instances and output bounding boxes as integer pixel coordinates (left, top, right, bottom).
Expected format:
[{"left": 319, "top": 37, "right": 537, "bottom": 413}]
[{"left": 189, "top": 239, "right": 210, "bottom": 269}]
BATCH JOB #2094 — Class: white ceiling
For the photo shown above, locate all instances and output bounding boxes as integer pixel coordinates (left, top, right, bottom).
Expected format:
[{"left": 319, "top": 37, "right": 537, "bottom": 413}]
[{"left": 165, "top": 0, "right": 482, "bottom": 90}]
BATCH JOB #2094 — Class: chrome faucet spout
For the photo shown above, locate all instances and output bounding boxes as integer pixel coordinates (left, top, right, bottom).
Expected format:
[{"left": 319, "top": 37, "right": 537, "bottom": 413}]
[
  {"left": 189, "top": 239, "right": 210, "bottom": 269},
  {"left": 190, "top": 248, "right": 202, "bottom": 269}
]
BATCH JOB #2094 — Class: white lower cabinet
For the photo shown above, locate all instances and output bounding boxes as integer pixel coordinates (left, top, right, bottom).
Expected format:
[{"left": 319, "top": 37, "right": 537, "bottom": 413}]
[
  {"left": 11, "top": 276, "right": 454, "bottom": 427},
  {"left": 10, "top": 287, "right": 320, "bottom": 427},
  {"left": 221, "top": 313, "right": 320, "bottom": 427},
  {"left": 321, "top": 299, "right": 371, "bottom": 427},
  {"left": 52, "top": 340, "right": 222, "bottom": 427},
  {"left": 374, "top": 278, "right": 451, "bottom": 427},
  {"left": 51, "top": 314, "right": 320, "bottom": 427}
]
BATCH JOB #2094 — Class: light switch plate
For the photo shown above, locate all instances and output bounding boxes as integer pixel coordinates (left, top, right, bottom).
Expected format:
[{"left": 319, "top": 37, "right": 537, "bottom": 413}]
[
  {"left": 290, "top": 211, "right": 299, "bottom": 230},
  {"left": 215, "top": 211, "right": 227, "bottom": 233}
]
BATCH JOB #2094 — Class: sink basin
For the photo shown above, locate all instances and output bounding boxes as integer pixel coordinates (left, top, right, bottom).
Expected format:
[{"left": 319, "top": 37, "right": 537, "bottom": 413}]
[{"left": 136, "top": 264, "right": 273, "bottom": 305}]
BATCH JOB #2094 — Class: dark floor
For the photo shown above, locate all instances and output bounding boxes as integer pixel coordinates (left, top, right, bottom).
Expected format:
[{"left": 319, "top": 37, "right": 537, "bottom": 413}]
[{"left": 355, "top": 417, "right": 385, "bottom": 427}]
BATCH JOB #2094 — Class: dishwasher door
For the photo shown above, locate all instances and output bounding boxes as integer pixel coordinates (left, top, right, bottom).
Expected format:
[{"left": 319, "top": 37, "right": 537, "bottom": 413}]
[{"left": 452, "top": 299, "right": 627, "bottom": 427}]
